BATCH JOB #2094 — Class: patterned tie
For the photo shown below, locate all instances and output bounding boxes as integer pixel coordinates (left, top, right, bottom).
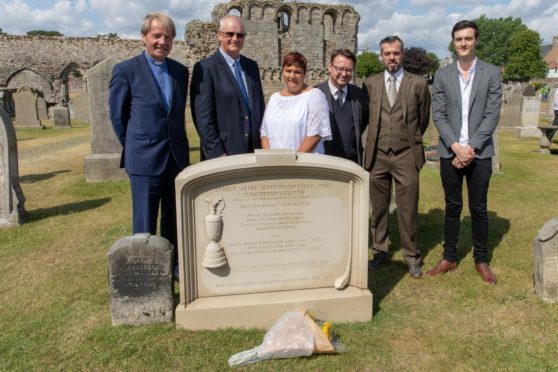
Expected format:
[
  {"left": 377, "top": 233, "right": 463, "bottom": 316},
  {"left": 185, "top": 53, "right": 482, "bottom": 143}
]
[
  {"left": 336, "top": 89, "right": 344, "bottom": 106},
  {"left": 233, "top": 60, "right": 250, "bottom": 109},
  {"left": 387, "top": 75, "right": 397, "bottom": 107}
]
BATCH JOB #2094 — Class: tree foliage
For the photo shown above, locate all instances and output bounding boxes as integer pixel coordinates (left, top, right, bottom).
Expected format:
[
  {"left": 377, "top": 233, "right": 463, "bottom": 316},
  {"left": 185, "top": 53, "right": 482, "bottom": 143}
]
[
  {"left": 97, "top": 32, "right": 119, "bottom": 39},
  {"left": 0, "top": 28, "right": 7, "bottom": 36},
  {"left": 447, "top": 15, "right": 547, "bottom": 80},
  {"left": 26, "top": 30, "right": 63, "bottom": 36},
  {"left": 473, "top": 15, "right": 526, "bottom": 66},
  {"left": 355, "top": 52, "right": 384, "bottom": 78},
  {"left": 504, "top": 29, "right": 548, "bottom": 81},
  {"left": 402, "top": 47, "right": 438, "bottom": 77}
]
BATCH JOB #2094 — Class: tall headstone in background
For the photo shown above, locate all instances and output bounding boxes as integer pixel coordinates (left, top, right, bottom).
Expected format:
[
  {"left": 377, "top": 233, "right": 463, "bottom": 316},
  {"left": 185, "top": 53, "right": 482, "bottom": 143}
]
[
  {"left": 13, "top": 86, "right": 43, "bottom": 128},
  {"left": 84, "top": 57, "right": 126, "bottom": 182},
  {"left": 175, "top": 150, "right": 373, "bottom": 330},
  {"left": 68, "top": 92, "right": 90, "bottom": 122},
  {"left": 0, "top": 106, "right": 26, "bottom": 227},
  {"left": 36, "top": 96, "right": 48, "bottom": 121},
  {"left": 515, "top": 85, "right": 541, "bottom": 138},
  {"left": 52, "top": 105, "right": 71, "bottom": 129},
  {"left": 108, "top": 233, "right": 174, "bottom": 325},
  {"left": 533, "top": 218, "right": 558, "bottom": 303},
  {"left": 500, "top": 84, "right": 522, "bottom": 130}
]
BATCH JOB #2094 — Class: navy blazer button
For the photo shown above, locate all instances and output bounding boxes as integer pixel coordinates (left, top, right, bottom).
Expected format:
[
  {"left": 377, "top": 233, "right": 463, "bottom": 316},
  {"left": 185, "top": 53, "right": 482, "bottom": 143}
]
[{"left": 244, "top": 116, "right": 249, "bottom": 120}]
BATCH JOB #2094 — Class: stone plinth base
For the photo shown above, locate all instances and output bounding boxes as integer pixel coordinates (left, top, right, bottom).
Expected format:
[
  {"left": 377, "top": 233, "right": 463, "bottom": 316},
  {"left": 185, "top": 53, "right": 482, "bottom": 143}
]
[
  {"left": 514, "top": 127, "right": 541, "bottom": 138},
  {"left": 84, "top": 153, "right": 127, "bottom": 182},
  {"left": 175, "top": 286, "right": 372, "bottom": 330}
]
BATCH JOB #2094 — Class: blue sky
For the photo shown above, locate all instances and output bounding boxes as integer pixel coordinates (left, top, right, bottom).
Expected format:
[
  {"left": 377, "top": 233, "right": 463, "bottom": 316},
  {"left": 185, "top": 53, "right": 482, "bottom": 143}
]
[{"left": 0, "top": 0, "right": 555, "bottom": 58}]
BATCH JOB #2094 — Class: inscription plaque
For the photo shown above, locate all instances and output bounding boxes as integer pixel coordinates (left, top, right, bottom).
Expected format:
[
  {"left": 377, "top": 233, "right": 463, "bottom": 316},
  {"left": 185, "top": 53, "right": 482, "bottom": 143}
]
[{"left": 107, "top": 233, "right": 174, "bottom": 325}]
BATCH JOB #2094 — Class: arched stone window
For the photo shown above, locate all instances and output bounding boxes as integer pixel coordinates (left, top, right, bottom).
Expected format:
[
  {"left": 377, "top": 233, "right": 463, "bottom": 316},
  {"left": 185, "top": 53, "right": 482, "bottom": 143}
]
[{"left": 277, "top": 8, "right": 290, "bottom": 33}]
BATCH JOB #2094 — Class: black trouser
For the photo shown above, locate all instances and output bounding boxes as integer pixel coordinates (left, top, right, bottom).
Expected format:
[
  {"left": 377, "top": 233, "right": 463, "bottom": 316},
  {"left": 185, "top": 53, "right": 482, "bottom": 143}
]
[{"left": 440, "top": 157, "right": 492, "bottom": 263}]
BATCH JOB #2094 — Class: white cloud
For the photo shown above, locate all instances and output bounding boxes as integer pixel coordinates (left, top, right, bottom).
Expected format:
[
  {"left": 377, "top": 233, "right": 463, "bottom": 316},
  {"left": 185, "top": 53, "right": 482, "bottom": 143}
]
[
  {"left": 0, "top": 0, "right": 555, "bottom": 57},
  {"left": 0, "top": 0, "right": 93, "bottom": 34}
]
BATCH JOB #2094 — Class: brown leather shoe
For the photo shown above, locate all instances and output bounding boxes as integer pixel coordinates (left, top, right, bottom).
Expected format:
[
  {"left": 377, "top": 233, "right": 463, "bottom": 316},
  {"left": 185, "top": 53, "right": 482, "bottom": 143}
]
[
  {"left": 475, "top": 263, "right": 497, "bottom": 284},
  {"left": 426, "top": 259, "right": 457, "bottom": 276}
]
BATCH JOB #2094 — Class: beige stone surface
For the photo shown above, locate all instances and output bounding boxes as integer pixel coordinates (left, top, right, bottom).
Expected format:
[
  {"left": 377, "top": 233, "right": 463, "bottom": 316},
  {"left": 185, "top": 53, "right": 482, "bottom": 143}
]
[
  {"left": 176, "top": 287, "right": 372, "bottom": 330},
  {"left": 175, "top": 150, "right": 372, "bottom": 329}
]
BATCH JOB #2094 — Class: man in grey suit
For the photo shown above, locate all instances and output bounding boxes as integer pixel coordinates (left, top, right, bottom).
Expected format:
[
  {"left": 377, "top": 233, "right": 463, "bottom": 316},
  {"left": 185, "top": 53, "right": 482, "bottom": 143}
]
[
  {"left": 316, "top": 49, "right": 368, "bottom": 164},
  {"left": 363, "top": 36, "right": 431, "bottom": 278},
  {"left": 427, "top": 20, "right": 502, "bottom": 284}
]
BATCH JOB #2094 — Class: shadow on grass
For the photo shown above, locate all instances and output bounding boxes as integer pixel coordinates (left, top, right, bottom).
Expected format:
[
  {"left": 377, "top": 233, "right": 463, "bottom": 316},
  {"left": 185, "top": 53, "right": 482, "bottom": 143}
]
[
  {"left": 369, "top": 208, "right": 445, "bottom": 315},
  {"left": 455, "top": 211, "right": 510, "bottom": 264},
  {"left": 25, "top": 197, "right": 112, "bottom": 222},
  {"left": 20, "top": 170, "right": 70, "bottom": 183}
]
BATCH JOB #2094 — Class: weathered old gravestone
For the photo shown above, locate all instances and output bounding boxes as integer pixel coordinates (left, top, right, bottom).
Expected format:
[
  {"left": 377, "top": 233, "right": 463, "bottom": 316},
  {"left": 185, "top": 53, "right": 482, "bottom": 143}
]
[
  {"left": 52, "top": 105, "right": 71, "bottom": 129},
  {"left": 36, "top": 96, "right": 48, "bottom": 121},
  {"left": 84, "top": 57, "right": 127, "bottom": 182},
  {"left": 515, "top": 85, "right": 542, "bottom": 138},
  {"left": 0, "top": 106, "right": 26, "bottom": 227},
  {"left": 500, "top": 84, "right": 522, "bottom": 130},
  {"left": 107, "top": 233, "right": 174, "bottom": 325},
  {"left": 13, "top": 86, "right": 43, "bottom": 128},
  {"left": 175, "top": 150, "right": 373, "bottom": 330},
  {"left": 68, "top": 92, "right": 90, "bottom": 122},
  {"left": 533, "top": 218, "right": 558, "bottom": 303}
]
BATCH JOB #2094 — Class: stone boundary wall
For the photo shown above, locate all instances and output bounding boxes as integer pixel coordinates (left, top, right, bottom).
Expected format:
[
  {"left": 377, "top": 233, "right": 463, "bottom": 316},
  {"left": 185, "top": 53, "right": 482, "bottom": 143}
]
[{"left": 0, "top": 0, "right": 359, "bottom": 102}]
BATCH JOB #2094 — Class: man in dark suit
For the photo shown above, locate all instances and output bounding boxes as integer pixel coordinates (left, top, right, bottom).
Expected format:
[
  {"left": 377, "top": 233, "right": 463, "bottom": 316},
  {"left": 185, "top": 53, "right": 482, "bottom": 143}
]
[
  {"left": 109, "top": 13, "right": 190, "bottom": 253},
  {"left": 362, "top": 36, "right": 431, "bottom": 278},
  {"left": 316, "top": 49, "right": 368, "bottom": 164},
  {"left": 427, "top": 20, "right": 502, "bottom": 284},
  {"left": 190, "top": 15, "right": 265, "bottom": 160}
]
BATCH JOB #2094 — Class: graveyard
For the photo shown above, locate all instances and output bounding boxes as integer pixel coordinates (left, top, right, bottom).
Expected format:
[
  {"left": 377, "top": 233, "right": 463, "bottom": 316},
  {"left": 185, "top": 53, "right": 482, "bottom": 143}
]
[{"left": 1, "top": 109, "right": 558, "bottom": 369}]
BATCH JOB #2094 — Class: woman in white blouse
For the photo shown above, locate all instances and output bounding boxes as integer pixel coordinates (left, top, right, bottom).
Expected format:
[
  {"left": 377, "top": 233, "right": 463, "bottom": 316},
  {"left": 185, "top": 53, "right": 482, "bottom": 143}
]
[{"left": 260, "top": 52, "right": 331, "bottom": 153}]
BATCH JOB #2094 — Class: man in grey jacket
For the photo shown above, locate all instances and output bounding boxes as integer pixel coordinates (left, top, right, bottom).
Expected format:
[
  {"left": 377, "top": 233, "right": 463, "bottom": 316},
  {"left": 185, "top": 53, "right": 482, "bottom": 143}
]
[{"left": 428, "top": 20, "right": 502, "bottom": 284}]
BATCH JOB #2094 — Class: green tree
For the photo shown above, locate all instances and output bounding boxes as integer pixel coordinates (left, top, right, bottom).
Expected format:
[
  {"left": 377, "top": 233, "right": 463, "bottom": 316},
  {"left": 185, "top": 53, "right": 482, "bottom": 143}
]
[
  {"left": 0, "top": 28, "right": 7, "bottom": 36},
  {"left": 426, "top": 52, "right": 440, "bottom": 75},
  {"left": 402, "top": 47, "right": 438, "bottom": 77},
  {"left": 356, "top": 52, "right": 384, "bottom": 78},
  {"left": 448, "top": 15, "right": 526, "bottom": 66},
  {"left": 504, "top": 29, "right": 548, "bottom": 81},
  {"left": 26, "top": 30, "right": 63, "bottom": 36},
  {"left": 97, "top": 32, "right": 119, "bottom": 39}
]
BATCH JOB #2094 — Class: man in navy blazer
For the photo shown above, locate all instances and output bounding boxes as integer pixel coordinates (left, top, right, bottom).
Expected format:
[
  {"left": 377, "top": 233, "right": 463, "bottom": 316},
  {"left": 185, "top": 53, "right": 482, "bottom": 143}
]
[
  {"left": 428, "top": 20, "right": 502, "bottom": 284},
  {"left": 190, "top": 15, "right": 265, "bottom": 160},
  {"left": 109, "top": 13, "right": 190, "bottom": 253}
]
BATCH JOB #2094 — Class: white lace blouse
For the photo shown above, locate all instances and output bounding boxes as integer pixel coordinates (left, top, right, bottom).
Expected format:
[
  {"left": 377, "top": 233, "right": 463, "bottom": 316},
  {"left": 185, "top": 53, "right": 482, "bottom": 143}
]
[{"left": 260, "top": 88, "right": 332, "bottom": 153}]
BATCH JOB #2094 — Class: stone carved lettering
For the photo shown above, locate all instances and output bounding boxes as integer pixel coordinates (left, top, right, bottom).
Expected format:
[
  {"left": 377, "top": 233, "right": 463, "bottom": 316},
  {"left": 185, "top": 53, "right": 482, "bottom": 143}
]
[{"left": 196, "top": 179, "right": 349, "bottom": 296}]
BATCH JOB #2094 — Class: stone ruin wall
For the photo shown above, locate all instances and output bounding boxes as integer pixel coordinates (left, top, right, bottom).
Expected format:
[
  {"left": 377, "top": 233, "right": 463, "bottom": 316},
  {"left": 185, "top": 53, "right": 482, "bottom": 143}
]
[{"left": 0, "top": 0, "right": 359, "bottom": 107}]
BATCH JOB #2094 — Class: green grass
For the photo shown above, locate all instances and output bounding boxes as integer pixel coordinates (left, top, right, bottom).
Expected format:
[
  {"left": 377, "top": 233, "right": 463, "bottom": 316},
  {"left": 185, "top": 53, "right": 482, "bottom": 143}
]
[{"left": 1, "top": 124, "right": 558, "bottom": 370}]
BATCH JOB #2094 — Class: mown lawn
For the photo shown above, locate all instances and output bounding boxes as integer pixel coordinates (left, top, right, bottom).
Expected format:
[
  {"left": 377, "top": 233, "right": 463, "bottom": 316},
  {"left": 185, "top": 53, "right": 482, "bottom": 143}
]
[{"left": 1, "top": 121, "right": 557, "bottom": 370}]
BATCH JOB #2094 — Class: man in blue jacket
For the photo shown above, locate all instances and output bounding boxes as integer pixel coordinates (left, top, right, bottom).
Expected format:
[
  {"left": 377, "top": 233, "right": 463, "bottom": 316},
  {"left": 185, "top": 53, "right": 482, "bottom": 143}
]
[{"left": 109, "top": 12, "right": 190, "bottom": 253}]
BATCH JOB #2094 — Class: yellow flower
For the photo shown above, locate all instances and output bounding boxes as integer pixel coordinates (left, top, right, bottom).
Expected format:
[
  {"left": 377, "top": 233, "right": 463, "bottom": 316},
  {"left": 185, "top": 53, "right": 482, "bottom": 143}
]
[{"left": 321, "top": 321, "right": 333, "bottom": 342}]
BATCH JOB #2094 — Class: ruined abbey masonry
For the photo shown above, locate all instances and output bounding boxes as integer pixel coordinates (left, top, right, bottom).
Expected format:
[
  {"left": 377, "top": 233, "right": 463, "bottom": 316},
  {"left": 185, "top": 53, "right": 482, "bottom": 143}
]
[{"left": 0, "top": 0, "right": 359, "bottom": 102}]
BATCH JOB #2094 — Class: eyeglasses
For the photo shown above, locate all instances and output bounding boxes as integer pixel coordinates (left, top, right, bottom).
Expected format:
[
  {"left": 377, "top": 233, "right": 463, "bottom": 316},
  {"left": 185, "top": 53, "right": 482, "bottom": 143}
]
[
  {"left": 330, "top": 63, "right": 353, "bottom": 74},
  {"left": 219, "top": 31, "right": 246, "bottom": 39}
]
